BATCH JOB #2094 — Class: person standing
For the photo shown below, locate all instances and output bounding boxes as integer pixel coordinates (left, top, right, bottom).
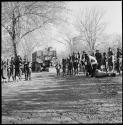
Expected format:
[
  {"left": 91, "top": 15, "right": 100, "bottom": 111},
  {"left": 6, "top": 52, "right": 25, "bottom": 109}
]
[
  {"left": 85, "top": 53, "right": 98, "bottom": 77},
  {"left": 18, "top": 56, "right": 22, "bottom": 79},
  {"left": 1, "top": 58, "right": 4, "bottom": 79},
  {"left": 71, "top": 53, "right": 75, "bottom": 75},
  {"left": 72, "top": 52, "right": 75, "bottom": 62},
  {"left": 1, "top": 58, "right": 6, "bottom": 80},
  {"left": 116, "top": 48, "right": 122, "bottom": 74},
  {"left": 2, "top": 59, "right": 8, "bottom": 82},
  {"left": 77, "top": 52, "right": 80, "bottom": 61},
  {"left": 74, "top": 54, "right": 79, "bottom": 75},
  {"left": 28, "top": 61, "right": 32, "bottom": 80},
  {"left": 55, "top": 61, "right": 61, "bottom": 76},
  {"left": 95, "top": 50, "right": 102, "bottom": 69},
  {"left": 102, "top": 52, "right": 108, "bottom": 72},
  {"left": 77, "top": 52, "right": 80, "bottom": 72},
  {"left": 66, "top": 56, "right": 70, "bottom": 75},
  {"left": 62, "top": 58, "right": 66, "bottom": 77},
  {"left": 107, "top": 47, "right": 114, "bottom": 72},
  {"left": 6, "top": 59, "right": 11, "bottom": 82},
  {"left": 81, "top": 51, "right": 86, "bottom": 74},
  {"left": 68, "top": 58, "right": 73, "bottom": 76},
  {"left": 10, "top": 57, "right": 15, "bottom": 81},
  {"left": 14, "top": 55, "right": 22, "bottom": 80},
  {"left": 23, "top": 58, "right": 26, "bottom": 79},
  {"left": 23, "top": 58, "right": 30, "bottom": 80}
]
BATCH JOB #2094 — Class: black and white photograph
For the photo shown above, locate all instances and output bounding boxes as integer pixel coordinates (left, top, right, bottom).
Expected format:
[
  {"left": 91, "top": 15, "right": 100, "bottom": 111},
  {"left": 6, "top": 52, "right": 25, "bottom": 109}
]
[{"left": 1, "top": 1, "right": 122, "bottom": 124}]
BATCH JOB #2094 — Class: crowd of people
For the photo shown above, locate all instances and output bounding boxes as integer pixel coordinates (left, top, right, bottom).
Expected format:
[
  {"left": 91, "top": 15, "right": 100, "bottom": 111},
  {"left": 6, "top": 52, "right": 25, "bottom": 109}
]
[
  {"left": 1, "top": 47, "right": 122, "bottom": 82},
  {"left": 1, "top": 55, "right": 32, "bottom": 82},
  {"left": 55, "top": 47, "right": 122, "bottom": 77}
]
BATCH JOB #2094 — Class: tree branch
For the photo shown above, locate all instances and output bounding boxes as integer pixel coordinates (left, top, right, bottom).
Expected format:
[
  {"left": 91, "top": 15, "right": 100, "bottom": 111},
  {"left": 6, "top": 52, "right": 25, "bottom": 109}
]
[
  {"left": 2, "top": 24, "right": 13, "bottom": 37},
  {"left": 20, "top": 24, "right": 43, "bottom": 39},
  {"left": 54, "top": 39, "right": 66, "bottom": 45}
]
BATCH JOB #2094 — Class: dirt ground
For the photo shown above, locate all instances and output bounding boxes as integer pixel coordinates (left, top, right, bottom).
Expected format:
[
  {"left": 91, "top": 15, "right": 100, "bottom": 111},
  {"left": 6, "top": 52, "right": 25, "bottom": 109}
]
[{"left": 2, "top": 72, "right": 122, "bottom": 124}]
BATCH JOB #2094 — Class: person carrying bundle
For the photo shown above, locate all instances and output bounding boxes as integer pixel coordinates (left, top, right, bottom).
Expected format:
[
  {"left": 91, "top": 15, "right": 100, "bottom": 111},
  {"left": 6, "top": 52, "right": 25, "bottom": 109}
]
[{"left": 84, "top": 53, "right": 98, "bottom": 77}]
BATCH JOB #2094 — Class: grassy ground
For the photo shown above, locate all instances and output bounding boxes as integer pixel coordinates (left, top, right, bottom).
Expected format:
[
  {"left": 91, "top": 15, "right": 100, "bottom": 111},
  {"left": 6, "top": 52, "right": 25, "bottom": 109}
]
[{"left": 2, "top": 72, "right": 122, "bottom": 124}]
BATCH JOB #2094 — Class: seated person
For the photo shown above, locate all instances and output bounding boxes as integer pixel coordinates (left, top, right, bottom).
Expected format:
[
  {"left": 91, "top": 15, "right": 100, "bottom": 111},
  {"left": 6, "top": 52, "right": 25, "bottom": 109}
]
[{"left": 95, "top": 69, "right": 116, "bottom": 78}]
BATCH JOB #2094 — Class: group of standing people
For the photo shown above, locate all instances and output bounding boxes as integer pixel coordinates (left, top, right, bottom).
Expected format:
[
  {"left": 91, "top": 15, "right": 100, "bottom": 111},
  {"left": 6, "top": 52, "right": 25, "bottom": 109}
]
[
  {"left": 1, "top": 55, "right": 32, "bottom": 82},
  {"left": 55, "top": 52, "right": 81, "bottom": 77},
  {"left": 1, "top": 47, "right": 122, "bottom": 81},
  {"left": 55, "top": 47, "right": 122, "bottom": 77},
  {"left": 95, "top": 47, "right": 122, "bottom": 74}
]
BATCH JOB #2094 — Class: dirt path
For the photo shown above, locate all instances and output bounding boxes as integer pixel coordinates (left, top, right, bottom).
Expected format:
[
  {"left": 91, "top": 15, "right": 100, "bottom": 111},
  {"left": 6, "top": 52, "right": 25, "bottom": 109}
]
[{"left": 2, "top": 72, "right": 122, "bottom": 124}]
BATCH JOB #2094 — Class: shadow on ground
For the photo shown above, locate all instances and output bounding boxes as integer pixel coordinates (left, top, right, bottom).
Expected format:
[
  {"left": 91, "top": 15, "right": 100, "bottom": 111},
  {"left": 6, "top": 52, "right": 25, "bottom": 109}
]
[{"left": 2, "top": 72, "right": 122, "bottom": 123}]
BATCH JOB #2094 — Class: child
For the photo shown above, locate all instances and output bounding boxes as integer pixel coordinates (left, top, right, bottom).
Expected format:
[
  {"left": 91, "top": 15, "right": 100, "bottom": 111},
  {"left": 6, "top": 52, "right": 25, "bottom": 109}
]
[{"left": 55, "top": 62, "right": 61, "bottom": 76}]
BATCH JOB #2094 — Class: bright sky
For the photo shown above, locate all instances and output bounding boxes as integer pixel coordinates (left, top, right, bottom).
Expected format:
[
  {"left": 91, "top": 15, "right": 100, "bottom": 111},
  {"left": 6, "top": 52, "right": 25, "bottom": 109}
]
[
  {"left": 3, "top": 1, "right": 121, "bottom": 58},
  {"left": 32, "top": 1, "right": 122, "bottom": 57},
  {"left": 67, "top": 1, "right": 122, "bottom": 35}
]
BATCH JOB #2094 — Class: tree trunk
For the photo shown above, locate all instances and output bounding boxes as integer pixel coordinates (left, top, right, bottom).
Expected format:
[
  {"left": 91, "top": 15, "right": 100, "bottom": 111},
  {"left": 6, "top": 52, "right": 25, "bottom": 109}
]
[
  {"left": 12, "top": 12, "right": 18, "bottom": 58},
  {"left": 12, "top": 40, "right": 17, "bottom": 58}
]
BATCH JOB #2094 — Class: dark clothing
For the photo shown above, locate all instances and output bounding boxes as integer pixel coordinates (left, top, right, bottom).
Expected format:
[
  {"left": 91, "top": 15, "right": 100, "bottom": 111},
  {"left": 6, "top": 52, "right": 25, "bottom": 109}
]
[
  {"left": 72, "top": 54, "right": 75, "bottom": 62},
  {"left": 85, "top": 63, "right": 92, "bottom": 76},
  {"left": 116, "top": 58, "right": 121, "bottom": 73},
  {"left": 10, "top": 60, "right": 14, "bottom": 67},
  {"left": 68, "top": 61, "right": 73, "bottom": 70},
  {"left": 62, "top": 59, "right": 66, "bottom": 76},
  {"left": 95, "top": 52, "right": 102, "bottom": 62},
  {"left": 10, "top": 60, "right": 15, "bottom": 76},
  {"left": 73, "top": 60, "right": 79, "bottom": 75},
  {"left": 67, "top": 58, "right": 70, "bottom": 64},
  {"left": 102, "top": 55, "right": 107, "bottom": 65},
  {"left": 117, "top": 50, "right": 122, "bottom": 58},
  {"left": 73, "top": 58, "right": 78, "bottom": 69},
  {"left": 55, "top": 64, "right": 61, "bottom": 76},
  {"left": 62, "top": 67, "right": 66, "bottom": 75},
  {"left": 24, "top": 61, "right": 29, "bottom": 72},
  {"left": 62, "top": 59, "right": 66, "bottom": 67},
  {"left": 14, "top": 57, "right": 21, "bottom": 79},
  {"left": 24, "top": 61, "right": 30, "bottom": 80},
  {"left": 77, "top": 53, "right": 80, "bottom": 61},
  {"left": 95, "top": 52, "right": 102, "bottom": 69},
  {"left": 108, "top": 51, "right": 113, "bottom": 57},
  {"left": 68, "top": 61, "right": 73, "bottom": 75},
  {"left": 81, "top": 54, "right": 85, "bottom": 66},
  {"left": 108, "top": 58, "right": 113, "bottom": 67},
  {"left": 108, "top": 51, "right": 113, "bottom": 67},
  {"left": 102, "top": 55, "right": 107, "bottom": 72},
  {"left": 91, "top": 64, "right": 97, "bottom": 77},
  {"left": 116, "top": 50, "right": 122, "bottom": 73},
  {"left": 1, "top": 60, "right": 4, "bottom": 78}
]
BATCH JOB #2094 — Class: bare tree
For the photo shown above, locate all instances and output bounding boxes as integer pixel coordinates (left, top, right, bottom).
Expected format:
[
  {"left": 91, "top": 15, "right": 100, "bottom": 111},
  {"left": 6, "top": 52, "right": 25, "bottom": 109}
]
[
  {"left": 19, "top": 34, "right": 40, "bottom": 60},
  {"left": 112, "top": 34, "right": 122, "bottom": 49},
  {"left": 61, "top": 33, "right": 74, "bottom": 54},
  {"left": 76, "top": 8, "right": 107, "bottom": 53},
  {"left": 92, "top": 33, "right": 122, "bottom": 53},
  {"left": 52, "top": 22, "right": 78, "bottom": 55},
  {"left": 2, "top": 2, "right": 67, "bottom": 58},
  {"left": 2, "top": 36, "right": 13, "bottom": 58}
]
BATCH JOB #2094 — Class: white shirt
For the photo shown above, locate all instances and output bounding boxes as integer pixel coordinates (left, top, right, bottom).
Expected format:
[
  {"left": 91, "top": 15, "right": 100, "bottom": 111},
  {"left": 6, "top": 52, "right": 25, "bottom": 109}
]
[{"left": 89, "top": 55, "right": 97, "bottom": 65}]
